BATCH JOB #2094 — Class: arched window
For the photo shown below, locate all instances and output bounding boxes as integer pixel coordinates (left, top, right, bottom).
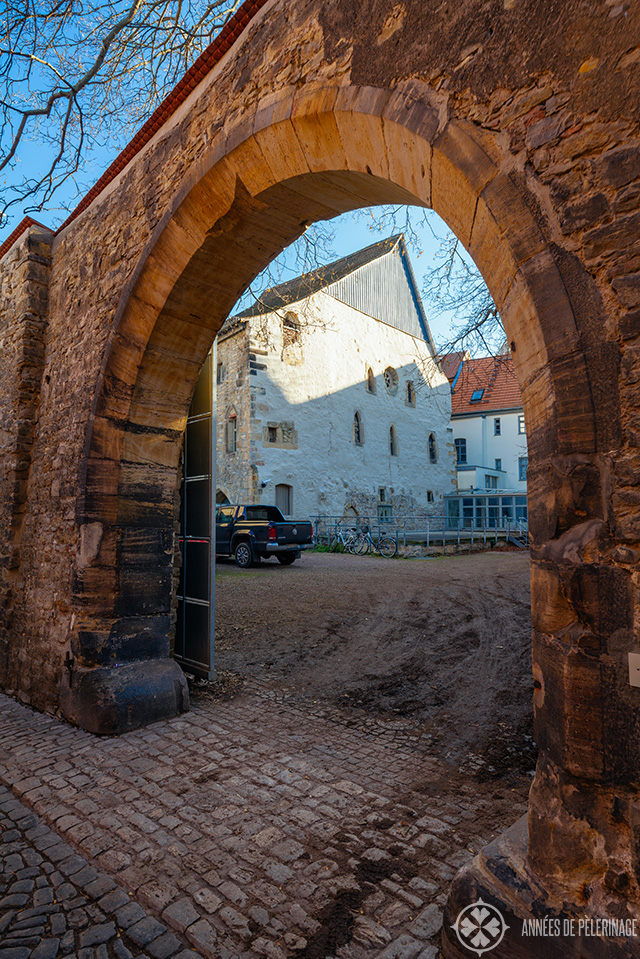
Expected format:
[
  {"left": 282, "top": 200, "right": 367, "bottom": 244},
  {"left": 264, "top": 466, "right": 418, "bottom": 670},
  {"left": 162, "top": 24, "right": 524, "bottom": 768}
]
[
  {"left": 225, "top": 409, "right": 237, "bottom": 453},
  {"left": 282, "top": 311, "right": 300, "bottom": 348},
  {"left": 389, "top": 425, "right": 398, "bottom": 456},
  {"left": 216, "top": 489, "right": 230, "bottom": 505},
  {"left": 428, "top": 432, "right": 437, "bottom": 463},
  {"left": 354, "top": 411, "right": 364, "bottom": 446},
  {"left": 366, "top": 366, "right": 376, "bottom": 393},
  {"left": 406, "top": 381, "right": 415, "bottom": 406}
]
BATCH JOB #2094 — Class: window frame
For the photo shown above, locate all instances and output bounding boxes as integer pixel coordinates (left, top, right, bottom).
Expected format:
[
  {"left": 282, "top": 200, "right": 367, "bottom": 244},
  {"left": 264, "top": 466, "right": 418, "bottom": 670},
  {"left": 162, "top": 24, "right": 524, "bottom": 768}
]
[
  {"left": 353, "top": 411, "right": 364, "bottom": 446},
  {"left": 365, "top": 366, "right": 376, "bottom": 394},
  {"left": 406, "top": 381, "right": 416, "bottom": 406},
  {"left": 519, "top": 456, "right": 528, "bottom": 481},
  {"left": 225, "top": 410, "right": 237, "bottom": 453},
  {"left": 455, "top": 437, "right": 467, "bottom": 464}
]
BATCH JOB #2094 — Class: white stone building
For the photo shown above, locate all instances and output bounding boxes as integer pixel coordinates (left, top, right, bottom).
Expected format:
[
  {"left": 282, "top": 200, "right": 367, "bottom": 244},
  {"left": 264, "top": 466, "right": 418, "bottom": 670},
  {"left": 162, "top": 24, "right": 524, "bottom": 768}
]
[{"left": 214, "top": 236, "right": 456, "bottom": 522}]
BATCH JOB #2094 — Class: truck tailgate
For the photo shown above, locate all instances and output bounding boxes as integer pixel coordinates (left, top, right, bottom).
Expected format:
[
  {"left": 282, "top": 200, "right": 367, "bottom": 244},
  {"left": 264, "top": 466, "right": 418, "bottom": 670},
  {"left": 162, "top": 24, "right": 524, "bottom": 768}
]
[{"left": 274, "top": 522, "right": 313, "bottom": 545}]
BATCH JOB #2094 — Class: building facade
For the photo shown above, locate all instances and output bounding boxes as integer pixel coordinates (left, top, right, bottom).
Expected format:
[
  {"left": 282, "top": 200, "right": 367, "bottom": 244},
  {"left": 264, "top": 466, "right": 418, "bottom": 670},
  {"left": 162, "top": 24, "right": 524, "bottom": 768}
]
[
  {"left": 213, "top": 236, "right": 456, "bottom": 522},
  {"left": 442, "top": 352, "right": 528, "bottom": 528}
]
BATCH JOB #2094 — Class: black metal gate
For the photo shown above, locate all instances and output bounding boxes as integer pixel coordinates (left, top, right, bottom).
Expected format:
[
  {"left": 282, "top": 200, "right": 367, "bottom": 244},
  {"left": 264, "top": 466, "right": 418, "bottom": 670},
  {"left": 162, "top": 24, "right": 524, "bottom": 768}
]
[{"left": 174, "top": 350, "right": 216, "bottom": 679}]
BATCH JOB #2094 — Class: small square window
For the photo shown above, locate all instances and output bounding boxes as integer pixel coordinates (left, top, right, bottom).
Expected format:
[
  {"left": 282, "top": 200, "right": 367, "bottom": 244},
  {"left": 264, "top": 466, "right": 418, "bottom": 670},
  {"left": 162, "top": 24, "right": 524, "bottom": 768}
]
[
  {"left": 518, "top": 414, "right": 526, "bottom": 434},
  {"left": 427, "top": 490, "right": 434, "bottom": 503},
  {"left": 494, "top": 418, "right": 501, "bottom": 435},
  {"left": 268, "top": 426, "right": 277, "bottom": 443},
  {"left": 495, "top": 458, "right": 502, "bottom": 471},
  {"left": 470, "top": 388, "right": 484, "bottom": 402}
]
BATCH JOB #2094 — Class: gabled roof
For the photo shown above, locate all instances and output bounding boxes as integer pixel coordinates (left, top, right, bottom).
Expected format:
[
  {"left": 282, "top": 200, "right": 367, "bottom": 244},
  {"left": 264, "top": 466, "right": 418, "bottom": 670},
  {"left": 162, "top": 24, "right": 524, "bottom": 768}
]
[
  {"left": 439, "top": 351, "right": 468, "bottom": 383},
  {"left": 451, "top": 355, "right": 522, "bottom": 416},
  {"left": 233, "top": 235, "right": 437, "bottom": 352}
]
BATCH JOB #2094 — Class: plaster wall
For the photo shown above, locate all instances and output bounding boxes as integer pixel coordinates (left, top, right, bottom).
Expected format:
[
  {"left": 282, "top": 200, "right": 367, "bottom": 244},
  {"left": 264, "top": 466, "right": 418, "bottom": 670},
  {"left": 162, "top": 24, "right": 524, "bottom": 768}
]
[
  {"left": 236, "top": 290, "right": 455, "bottom": 520},
  {"left": 453, "top": 409, "right": 528, "bottom": 490}
]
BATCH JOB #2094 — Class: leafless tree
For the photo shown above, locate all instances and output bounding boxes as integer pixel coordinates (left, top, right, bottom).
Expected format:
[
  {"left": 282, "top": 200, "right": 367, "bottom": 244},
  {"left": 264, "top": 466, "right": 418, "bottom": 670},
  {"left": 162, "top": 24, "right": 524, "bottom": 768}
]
[{"left": 0, "top": 0, "right": 242, "bottom": 226}]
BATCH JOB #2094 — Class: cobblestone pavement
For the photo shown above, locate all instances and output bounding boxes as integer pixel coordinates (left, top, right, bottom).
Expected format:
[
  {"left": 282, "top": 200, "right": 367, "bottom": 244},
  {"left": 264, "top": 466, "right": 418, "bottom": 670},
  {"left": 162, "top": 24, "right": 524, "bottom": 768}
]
[
  {"left": 0, "top": 785, "right": 198, "bottom": 959},
  {"left": 0, "top": 688, "right": 529, "bottom": 959}
]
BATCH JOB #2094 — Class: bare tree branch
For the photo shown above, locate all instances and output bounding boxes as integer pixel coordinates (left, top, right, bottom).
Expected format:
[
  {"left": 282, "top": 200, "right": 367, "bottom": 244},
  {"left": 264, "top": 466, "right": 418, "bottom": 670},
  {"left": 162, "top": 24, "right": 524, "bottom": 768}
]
[{"left": 0, "top": 0, "right": 243, "bottom": 226}]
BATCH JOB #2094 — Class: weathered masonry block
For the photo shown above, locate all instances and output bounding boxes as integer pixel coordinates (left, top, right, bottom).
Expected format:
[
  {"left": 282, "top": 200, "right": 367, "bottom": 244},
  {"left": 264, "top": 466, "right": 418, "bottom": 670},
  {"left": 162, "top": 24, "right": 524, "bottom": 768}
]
[
  {"left": 0, "top": 1, "right": 638, "bottom": 956},
  {"left": 0, "top": 225, "right": 53, "bottom": 695}
]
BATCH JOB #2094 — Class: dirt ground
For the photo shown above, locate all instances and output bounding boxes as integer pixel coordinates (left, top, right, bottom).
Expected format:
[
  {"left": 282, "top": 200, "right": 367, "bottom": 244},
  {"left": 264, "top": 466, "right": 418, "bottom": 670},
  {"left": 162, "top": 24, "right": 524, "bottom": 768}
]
[{"left": 210, "top": 548, "right": 535, "bottom": 781}]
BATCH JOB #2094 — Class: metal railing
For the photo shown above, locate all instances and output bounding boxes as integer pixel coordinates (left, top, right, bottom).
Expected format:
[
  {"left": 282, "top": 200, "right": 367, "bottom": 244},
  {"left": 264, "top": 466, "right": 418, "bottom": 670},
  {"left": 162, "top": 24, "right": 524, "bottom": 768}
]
[{"left": 311, "top": 514, "right": 529, "bottom": 549}]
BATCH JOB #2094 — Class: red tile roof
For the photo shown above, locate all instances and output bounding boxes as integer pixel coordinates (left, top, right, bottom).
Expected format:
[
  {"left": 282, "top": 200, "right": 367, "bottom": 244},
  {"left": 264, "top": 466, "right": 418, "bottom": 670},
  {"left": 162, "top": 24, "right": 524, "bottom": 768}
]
[
  {"left": 0, "top": 0, "right": 267, "bottom": 262},
  {"left": 451, "top": 355, "right": 522, "bottom": 416}
]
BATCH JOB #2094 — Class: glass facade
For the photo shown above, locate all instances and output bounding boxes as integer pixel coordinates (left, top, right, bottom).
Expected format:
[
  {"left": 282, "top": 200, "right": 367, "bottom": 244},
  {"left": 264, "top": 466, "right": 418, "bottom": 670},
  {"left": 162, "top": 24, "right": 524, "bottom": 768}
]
[{"left": 447, "top": 492, "right": 528, "bottom": 529}]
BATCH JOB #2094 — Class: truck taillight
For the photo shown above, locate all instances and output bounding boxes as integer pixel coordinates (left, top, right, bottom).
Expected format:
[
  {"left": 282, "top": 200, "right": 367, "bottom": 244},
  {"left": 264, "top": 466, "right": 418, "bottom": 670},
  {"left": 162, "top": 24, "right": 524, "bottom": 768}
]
[{"left": 268, "top": 524, "right": 277, "bottom": 540}]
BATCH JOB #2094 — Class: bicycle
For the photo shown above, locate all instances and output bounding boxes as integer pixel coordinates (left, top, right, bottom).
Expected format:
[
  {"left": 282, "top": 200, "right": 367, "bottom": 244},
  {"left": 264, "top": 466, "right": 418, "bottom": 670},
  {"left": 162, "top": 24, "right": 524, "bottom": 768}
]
[
  {"left": 353, "top": 525, "right": 397, "bottom": 558},
  {"left": 328, "top": 526, "right": 359, "bottom": 553}
]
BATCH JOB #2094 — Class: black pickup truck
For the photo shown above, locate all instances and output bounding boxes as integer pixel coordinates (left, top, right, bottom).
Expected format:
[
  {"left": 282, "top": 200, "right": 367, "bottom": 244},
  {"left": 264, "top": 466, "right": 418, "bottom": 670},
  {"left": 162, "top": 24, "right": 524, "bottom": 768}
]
[{"left": 216, "top": 504, "right": 314, "bottom": 568}]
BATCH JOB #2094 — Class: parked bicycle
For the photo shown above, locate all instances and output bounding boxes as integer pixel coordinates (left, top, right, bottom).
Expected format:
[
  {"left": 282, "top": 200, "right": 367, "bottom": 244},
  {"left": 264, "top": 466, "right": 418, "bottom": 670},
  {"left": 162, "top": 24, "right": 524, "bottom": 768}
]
[
  {"left": 353, "top": 525, "right": 397, "bottom": 558},
  {"left": 328, "top": 526, "right": 359, "bottom": 553}
]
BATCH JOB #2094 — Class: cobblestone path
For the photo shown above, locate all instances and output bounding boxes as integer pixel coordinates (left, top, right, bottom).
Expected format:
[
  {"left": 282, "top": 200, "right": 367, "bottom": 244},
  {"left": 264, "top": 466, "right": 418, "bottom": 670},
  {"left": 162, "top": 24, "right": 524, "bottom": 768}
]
[
  {"left": 0, "top": 785, "right": 197, "bottom": 959},
  {"left": 0, "top": 689, "right": 529, "bottom": 959}
]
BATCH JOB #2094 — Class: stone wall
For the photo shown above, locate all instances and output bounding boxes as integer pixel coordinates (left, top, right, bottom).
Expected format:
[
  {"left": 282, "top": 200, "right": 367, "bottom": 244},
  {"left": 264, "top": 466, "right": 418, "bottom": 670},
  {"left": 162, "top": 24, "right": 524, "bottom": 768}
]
[
  {"left": 215, "top": 322, "right": 253, "bottom": 503},
  {"left": 0, "top": 226, "right": 52, "bottom": 701},
  {"left": 0, "top": 0, "right": 635, "bottom": 723}
]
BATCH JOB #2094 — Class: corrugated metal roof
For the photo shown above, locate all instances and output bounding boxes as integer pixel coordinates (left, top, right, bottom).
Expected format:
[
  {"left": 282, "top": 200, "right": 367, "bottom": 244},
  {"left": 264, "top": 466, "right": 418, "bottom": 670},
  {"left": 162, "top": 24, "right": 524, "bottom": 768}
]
[{"left": 232, "top": 234, "right": 437, "bottom": 352}]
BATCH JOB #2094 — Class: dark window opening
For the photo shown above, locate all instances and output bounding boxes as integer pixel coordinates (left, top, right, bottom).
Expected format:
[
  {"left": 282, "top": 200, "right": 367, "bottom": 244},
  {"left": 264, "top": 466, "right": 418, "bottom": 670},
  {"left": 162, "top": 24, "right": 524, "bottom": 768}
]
[
  {"left": 366, "top": 367, "right": 376, "bottom": 393},
  {"left": 354, "top": 411, "right": 363, "bottom": 446},
  {"left": 226, "top": 412, "right": 237, "bottom": 453}
]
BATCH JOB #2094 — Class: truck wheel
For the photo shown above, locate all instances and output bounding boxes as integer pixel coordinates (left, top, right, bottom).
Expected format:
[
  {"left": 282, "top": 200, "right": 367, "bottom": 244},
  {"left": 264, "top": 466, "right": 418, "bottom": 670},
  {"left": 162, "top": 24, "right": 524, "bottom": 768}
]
[
  {"left": 235, "top": 541, "right": 253, "bottom": 568},
  {"left": 277, "top": 554, "right": 297, "bottom": 565}
]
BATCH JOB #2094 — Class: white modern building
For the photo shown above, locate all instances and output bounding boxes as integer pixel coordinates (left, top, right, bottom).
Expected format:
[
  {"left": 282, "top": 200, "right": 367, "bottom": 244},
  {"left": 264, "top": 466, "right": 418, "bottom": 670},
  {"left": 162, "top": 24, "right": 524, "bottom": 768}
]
[
  {"left": 441, "top": 352, "right": 528, "bottom": 528},
  {"left": 213, "top": 235, "right": 456, "bottom": 522}
]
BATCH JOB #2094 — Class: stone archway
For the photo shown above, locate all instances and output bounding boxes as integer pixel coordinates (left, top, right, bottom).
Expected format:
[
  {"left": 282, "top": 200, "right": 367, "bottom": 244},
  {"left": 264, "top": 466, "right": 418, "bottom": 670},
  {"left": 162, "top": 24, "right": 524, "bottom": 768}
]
[{"left": 0, "top": 1, "right": 638, "bottom": 955}]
